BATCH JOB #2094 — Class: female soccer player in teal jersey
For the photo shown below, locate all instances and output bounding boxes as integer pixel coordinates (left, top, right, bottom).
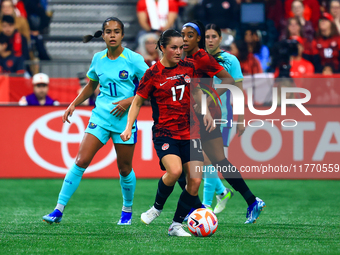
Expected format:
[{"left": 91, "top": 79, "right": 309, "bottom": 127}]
[
  {"left": 42, "top": 17, "right": 148, "bottom": 225},
  {"left": 180, "top": 21, "right": 266, "bottom": 224}
]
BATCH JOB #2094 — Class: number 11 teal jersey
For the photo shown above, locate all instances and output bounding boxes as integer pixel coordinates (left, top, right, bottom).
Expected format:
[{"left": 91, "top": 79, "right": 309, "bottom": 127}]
[{"left": 87, "top": 48, "right": 148, "bottom": 133}]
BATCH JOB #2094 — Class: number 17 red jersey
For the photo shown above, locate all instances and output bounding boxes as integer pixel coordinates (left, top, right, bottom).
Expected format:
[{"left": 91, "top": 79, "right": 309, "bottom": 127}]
[{"left": 137, "top": 60, "right": 200, "bottom": 140}]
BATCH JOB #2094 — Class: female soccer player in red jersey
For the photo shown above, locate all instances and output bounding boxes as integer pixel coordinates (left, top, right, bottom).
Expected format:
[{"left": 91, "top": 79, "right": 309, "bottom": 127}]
[
  {"left": 180, "top": 21, "right": 266, "bottom": 224},
  {"left": 121, "top": 29, "right": 214, "bottom": 236}
]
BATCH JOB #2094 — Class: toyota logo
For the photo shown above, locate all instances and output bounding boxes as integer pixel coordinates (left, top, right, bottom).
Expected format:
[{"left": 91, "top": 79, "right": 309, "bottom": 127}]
[{"left": 24, "top": 110, "right": 116, "bottom": 174}]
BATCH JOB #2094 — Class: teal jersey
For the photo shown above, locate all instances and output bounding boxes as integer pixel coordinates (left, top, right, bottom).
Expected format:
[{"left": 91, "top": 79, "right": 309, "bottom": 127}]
[
  {"left": 213, "top": 51, "right": 243, "bottom": 129},
  {"left": 87, "top": 48, "right": 148, "bottom": 133}
]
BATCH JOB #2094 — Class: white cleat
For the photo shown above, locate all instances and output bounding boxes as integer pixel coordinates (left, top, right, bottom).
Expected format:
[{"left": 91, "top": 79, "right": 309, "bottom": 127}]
[
  {"left": 214, "top": 188, "right": 234, "bottom": 214},
  {"left": 141, "top": 206, "right": 161, "bottom": 225},
  {"left": 168, "top": 223, "right": 191, "bottom": 237}
]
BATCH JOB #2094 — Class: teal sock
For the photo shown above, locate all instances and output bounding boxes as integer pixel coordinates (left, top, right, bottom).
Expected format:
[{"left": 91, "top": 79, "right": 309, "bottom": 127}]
[
  {"left": 202, "top": 165, "right": 218, "bottom": 206},
  {"left": 57, "top": 164, "right": 86, "bottom": 206},
  {"left": 119, "top": 169, "right": 136, "bottom": 208}
]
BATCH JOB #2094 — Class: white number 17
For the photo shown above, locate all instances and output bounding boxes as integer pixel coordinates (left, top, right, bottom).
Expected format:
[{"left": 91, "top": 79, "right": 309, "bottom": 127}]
[{"left": 171, "top": 85, "right": 185, "bottom": 101}]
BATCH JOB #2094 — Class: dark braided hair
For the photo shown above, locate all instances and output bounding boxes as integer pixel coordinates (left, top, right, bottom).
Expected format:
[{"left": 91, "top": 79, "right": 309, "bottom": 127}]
[
  {"left": 83, "top": 17, "right": 124, "bottom": 43},
  {"left": 156, "top": 29, "right": 182, "bottom": 53}
]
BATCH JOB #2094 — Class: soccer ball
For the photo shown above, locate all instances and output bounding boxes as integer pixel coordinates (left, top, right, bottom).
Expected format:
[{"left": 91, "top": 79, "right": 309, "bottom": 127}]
[{"left": 187, "top": 208, "right": 218, "bottom": 237}]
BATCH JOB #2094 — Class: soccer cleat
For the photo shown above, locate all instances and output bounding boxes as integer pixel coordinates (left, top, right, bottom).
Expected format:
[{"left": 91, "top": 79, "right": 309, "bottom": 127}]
[
  {"left": 168, "top": 224, "right": 191, "bottom": 236},
  {"left": 245, "top": 197, "right": 266, "bottom": 224},
  {"left": 42, "top": 209, "right": 63, "bottom": 224},
  {"left": 141, "top": 206, "right": 161, "bottom": 225},
  {"left": 117, "top": 211, "right": 132, "bottom": 225},
  {"left": 214, "top": 188, "right": 234, "bottom": 214}
]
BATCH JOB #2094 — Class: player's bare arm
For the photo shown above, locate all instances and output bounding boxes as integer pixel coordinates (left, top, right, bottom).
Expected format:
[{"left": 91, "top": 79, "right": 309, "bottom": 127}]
[{"left": 63, "top": 80, "right": 99, "bottom": 123}]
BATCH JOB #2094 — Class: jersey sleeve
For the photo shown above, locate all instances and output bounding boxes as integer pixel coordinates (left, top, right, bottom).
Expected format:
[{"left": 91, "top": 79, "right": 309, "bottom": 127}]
[
  {"left": 136, "top": 69, "right": 154, "bottom": 99},
  {"left": 229, "top": 55, "right": 244, "bottom": 82},
  {"left": 133, "top": 53, "right": 149, "bottom": 81},
  {"left": 136, "top": 0, "right": 146, "bottom": 12},
  {"left": 169, "top": 0, "right": 179, "bottom": 12},
  {"left": 86, "top": 54, "right": 99, "bottom": 82},
  {"left": 201, "top": 54, "right": 225, "bottom": 77}
]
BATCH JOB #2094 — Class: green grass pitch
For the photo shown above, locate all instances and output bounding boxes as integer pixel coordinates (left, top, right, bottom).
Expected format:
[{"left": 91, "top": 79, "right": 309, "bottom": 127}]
[{"left": 0, "top": 179, "right": 339, "bottom": 254}]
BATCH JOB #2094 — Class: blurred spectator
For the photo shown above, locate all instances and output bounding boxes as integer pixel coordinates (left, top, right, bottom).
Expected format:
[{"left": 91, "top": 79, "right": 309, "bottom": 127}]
[
  {"left": 0, "top": 33, "right": 24, "bottom": 74},
  {"left": 244, "top": 29, "right": 270, "bottom": 72},
  {"left": 230, "top": 40, "right": 263, "bottom": 75},
  {"left": 136, "top": 0, "right": 178, "bottom": 33},
  {"left": 309, "top": 13, "right": 340, "bottom": 72},
  {"left": 322, "top": 63, "right": 335, "bottom": 75},
  {"left": 285, "top": 0, "right": 320, "bottom": 29},
  {"left": 12, "top": 0, "right": 27, "bottom": 18},
  {"left": 19, "top": 73, "right": 59, "bottom": 105},
  {"left": 195, "top": 0, "right": 239, "bottom": 30},
  {"left": 290, "top": 0, "right": 314, "bottom": 41},
  {"left": 281, "top": 17, "right": 303, "bottom": 39},
  {"left": 22, "top": 0, "right": 50, "bottom": 34},
  {"left": 236, "top": 0, "right": 278, "bottom": 49},
  {"left": 0, "top": 0, "right": 30, "bottom": 43},
  {"left": 330, "top": 0, "right": 340, "bottom": 34},
  {"left": 289, "top": 36, "right": 314, "bottom": 77},
  {"left": 136, "top": 33, "right": 160, "bottom": 67},
  {"left": 1, "top": 15, "right": 29, "bottom": 60},
  {"left": 280, "top": 17, "right": 314, "bottom": 55}
]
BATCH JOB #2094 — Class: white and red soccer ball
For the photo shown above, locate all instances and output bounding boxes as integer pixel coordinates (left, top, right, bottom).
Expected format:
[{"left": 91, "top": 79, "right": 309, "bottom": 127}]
[{"left": 187, "top": 208, "right": 218, "bottom": 237}]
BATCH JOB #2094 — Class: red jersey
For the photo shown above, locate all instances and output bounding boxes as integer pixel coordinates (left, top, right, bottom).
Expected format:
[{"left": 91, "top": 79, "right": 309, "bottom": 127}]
[
  {"left": 290, "top": 58, "right": 314, "bottom": 77},
  {"left": 137, "top": 60, "right": 200, "bottom": 140},
  {"left": 311, "top": 36, "right": 340, "bottom": 71},
  {"left": 184, "top": 49, "right": 225, "bottom": 119}
]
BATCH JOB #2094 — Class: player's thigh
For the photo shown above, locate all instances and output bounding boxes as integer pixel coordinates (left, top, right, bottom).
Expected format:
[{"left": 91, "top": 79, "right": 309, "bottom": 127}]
[
  {"left": 76, "top": 133, "right": 105, "bottom": 167},
  {"left": 161, "top": 154, "right": 183, "bottom": 182}
]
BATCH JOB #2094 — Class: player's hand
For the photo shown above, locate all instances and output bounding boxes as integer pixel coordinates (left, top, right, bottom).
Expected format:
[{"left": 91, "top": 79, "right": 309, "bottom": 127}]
[
  {"left": 111, "top": 99, "right": 130, "bottom": 117},
  {"left": 203, "top": 110, "right": 215, "bottom": 133},
  {"left": 236, "top": 123, "right": 245, "bottom": 137},
  {"left": 120, "top": 129, "right": 132, "bottom": 142},
  {"left": 62, "top": 104, "right": 75, "bottom": 123}
]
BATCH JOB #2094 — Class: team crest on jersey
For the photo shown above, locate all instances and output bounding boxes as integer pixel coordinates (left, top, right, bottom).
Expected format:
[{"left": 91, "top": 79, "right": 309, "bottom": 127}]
[
  {"left": 119, "top": 70, "right": 129, "bottom": 79},
  {"left": 184, "top": 75, "right": 191, "bottom": 83},
  {"left": 162, "top": 143, "right": 169, "bottom": 150},
  {"left": 88, "top": 122, "right": 97, "bottom": 129}
]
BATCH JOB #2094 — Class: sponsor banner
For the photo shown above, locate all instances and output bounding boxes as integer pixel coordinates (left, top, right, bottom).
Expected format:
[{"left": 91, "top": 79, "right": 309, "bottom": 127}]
[
  {"left": 0, "top": 106, "right": 339, "bottom": 179},
  {"left": 227, "top": 106, "right": 340, "bottom": 179},
  {"left": 0, "top": 106, "right": 161, "bottom": 178}
]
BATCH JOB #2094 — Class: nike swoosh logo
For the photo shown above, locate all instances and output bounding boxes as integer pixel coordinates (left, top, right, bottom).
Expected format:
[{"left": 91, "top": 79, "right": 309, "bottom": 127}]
[
  {"left": 191, "top": 217, "right": 199, "bottom": 226},
  {"left": 98, "top": 73, "right": 104, "bottom": 77},
  {"left": 160, "top": 81, "right": 168, "bottom": 86}
]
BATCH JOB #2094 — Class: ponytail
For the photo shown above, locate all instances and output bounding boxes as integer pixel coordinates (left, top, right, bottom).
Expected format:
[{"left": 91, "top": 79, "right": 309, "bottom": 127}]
[
  {"left": 82, "top": 17, "right": 124, "bottom": 43},
  {"left": 83, "top": 30, "right": 103, "bottom": 43}
]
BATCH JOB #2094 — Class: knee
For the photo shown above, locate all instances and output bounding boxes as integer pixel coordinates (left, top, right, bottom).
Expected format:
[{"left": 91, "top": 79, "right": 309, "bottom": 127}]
[
  {"left": 164, "top": 167, "right": 182, "bottom": 185},
  {"left": 75, "top": 157, "right": 91, "bottom": 169}
]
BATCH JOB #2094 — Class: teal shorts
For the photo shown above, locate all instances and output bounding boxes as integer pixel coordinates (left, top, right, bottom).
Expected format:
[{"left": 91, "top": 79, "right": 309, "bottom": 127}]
[{"left": 85, "top": 122, "right": 137, "bottom": 145}]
